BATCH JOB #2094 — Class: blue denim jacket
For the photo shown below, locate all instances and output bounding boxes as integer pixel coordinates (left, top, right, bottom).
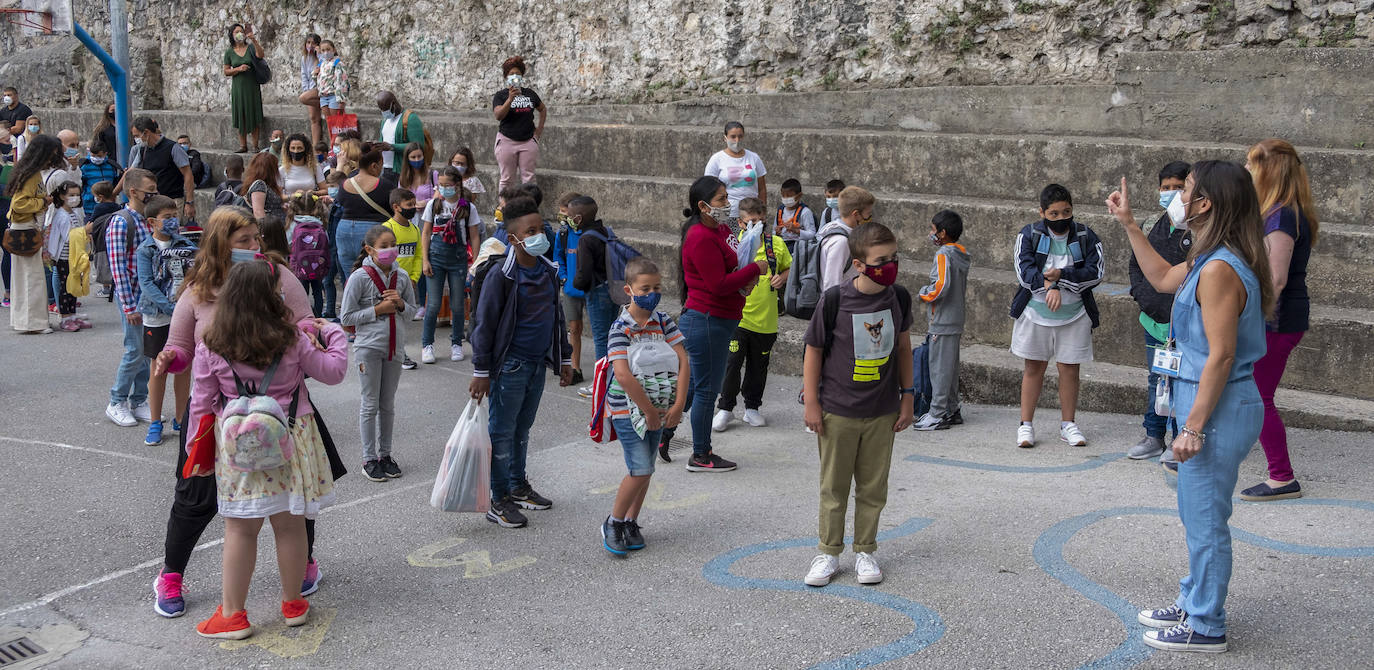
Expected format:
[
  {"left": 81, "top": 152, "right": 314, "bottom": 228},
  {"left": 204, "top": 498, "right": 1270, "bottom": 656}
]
[{"left": 471, "top": 253, "right": 571, "bottom": 384}]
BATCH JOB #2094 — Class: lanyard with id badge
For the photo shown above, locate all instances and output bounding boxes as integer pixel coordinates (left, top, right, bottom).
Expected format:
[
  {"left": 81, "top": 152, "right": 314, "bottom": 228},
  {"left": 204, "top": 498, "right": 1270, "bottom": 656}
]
[{"left": 1151, "top": 322, "right": 1183, "bottom": 416}]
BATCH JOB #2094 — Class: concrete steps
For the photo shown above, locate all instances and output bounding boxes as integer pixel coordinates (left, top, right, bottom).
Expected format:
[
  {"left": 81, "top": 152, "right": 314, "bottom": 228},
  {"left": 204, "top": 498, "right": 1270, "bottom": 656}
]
[{"left": 634, "top": 231, "right": 1374, "bottom": 432}]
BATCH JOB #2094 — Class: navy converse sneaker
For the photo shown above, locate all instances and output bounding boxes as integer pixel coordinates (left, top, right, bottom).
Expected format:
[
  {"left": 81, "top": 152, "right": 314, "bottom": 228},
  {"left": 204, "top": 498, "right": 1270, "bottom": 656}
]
[
  {"left": 1137, "top": 604, "right": 1187, "bottom": 628},
  {"left": 1143, "top": 621, "right": 1227, "bottom": 653}
]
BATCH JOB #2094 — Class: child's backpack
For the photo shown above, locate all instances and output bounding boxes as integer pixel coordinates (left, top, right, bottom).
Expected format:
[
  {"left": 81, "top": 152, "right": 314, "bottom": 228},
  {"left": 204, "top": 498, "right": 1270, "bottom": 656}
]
[
  {"left": 215, "top": 184, "right": 250, "bottom": 209},
  {"left": 468, "top": 252, "right": 507, "bottom": 324},
  {"left": 578, "top": 227, "right": 642, "bottom": 306},
  {"left": 587, "top": 356, "right": 618, "bottom": 444},
  {"left": 785, "top": 227, "right": 850, "bottom": 320},
  {"left": 911, "top": 335, "right": 933, "bottom": 418},
  {"left": 219, "top": 354, "right": 300, "bottom": 472},
  {"left": 289, "top": 217, "right": 331, "bottom": 281},
  {"left": 820, "top": 283, "right": 912, "bottom": 358}
]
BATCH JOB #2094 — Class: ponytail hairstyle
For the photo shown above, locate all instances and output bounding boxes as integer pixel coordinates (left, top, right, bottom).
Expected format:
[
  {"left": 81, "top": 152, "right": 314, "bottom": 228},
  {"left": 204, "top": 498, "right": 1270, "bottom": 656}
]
[
  {"left": 203, "top": 260, "right": 300, "bottom": 370},
  {"left": 438, "top": 167, "right": 470, "bottom": 223},
  {"left": 1185, "top": 160, "right": 1277, "bottom": 320},
  {"left": 288, "top": 189, "right": 326, "bottom": 219},
  {"left": 352, "top": 224, "right": 394, "bottom": 272},
  {"left": 678, "top": 175, "right": 727, "bottom": 302}
]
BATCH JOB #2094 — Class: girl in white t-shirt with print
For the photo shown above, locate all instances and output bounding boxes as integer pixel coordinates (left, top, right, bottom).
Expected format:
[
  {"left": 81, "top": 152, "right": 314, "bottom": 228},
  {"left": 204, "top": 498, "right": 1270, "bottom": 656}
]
[
  {"left": 703, "top": 121, "right": 767, "bottom": 222},
  {"left": 419, "top": 167, "right": 484, "bottom": 363}
]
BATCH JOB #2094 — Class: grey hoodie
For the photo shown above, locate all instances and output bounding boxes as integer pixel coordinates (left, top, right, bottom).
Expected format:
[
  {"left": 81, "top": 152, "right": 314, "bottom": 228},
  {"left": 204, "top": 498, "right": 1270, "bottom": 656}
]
[
  {"left": 918, "top": 242, "right": 971, "bottom": 335},
  {"left": 340, "top": 256, "right": 417, "bottom": 358}
]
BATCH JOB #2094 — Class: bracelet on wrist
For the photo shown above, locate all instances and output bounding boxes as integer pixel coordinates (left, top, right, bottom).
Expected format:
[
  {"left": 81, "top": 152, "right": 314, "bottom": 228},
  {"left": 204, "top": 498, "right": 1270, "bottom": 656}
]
[{"left": 1181, "top": 426, "right": 1206, "bottom": 441}]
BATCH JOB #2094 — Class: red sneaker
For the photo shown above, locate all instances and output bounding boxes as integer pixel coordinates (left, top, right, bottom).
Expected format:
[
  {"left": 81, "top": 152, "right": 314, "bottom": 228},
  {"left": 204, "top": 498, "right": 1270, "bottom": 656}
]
[
  {"left": 282, "top": 598, "right": 310, "bottom": 627},
  {"left": 195, "top": 605, "right": 252, "bottom": 640}
]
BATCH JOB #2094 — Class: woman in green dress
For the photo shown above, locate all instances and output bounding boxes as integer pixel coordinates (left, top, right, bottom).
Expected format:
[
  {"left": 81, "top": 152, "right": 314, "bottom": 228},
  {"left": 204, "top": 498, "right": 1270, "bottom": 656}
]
[{"left": 223, "top": 23, "right": 265, "bottom": 153}]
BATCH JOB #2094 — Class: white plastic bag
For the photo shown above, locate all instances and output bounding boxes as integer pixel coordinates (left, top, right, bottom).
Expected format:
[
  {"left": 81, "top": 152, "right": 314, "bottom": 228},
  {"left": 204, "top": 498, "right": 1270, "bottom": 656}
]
[
  {"left": 735, "top": 220, "right": 764, "bottom": 271},
  {"left": 430, "top": 399, "right": 492, "bottom": 513}
]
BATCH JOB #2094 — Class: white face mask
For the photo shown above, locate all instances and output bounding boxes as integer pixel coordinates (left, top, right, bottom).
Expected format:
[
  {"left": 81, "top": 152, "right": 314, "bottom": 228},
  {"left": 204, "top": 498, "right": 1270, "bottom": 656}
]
[
  {"left": 781, "top": 197, "right": 797, "bottom": 208},
  {"left": 2, "top": 96, "right": 11, "bottom": 106},
  {"left": 1170, "top": 190, "right": 1192, "bottom": 230},
  {"left": 65, "top": 195, "right": 81, "bottom": 209},
  {"left": 726, "top": 139, "right": 740, "bottom": 152}
]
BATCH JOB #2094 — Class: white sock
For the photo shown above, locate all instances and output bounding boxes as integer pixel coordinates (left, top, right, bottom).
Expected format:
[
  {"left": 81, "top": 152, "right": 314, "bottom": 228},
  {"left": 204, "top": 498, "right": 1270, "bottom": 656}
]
[
  {"left": 610, "top": 515, "right": 624, "bottom": 523},
  {"left": 1061, "top": 420, "right": 1075, "bottom": 429}
]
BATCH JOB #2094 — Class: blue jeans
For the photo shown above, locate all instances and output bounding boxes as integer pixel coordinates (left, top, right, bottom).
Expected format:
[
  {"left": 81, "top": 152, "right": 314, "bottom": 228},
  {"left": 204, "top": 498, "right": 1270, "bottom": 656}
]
[
  {"left": 487, "top": 358, "right": 547, "bottom": 500},
  {"left": 612, "top": 416, "right": 660, "bottom": 477},
  {"left": 1144, "top": 331, "right": 1178, "bottom": 439},
  {"left": 664, "top": 309, "right": 740, "bottom": 457},
  {"left": 584, "top": 284, "right": 618, "bottom": 361},
  {"left": 1171, "top": 377, "right": 1263, "bottom": 637},
  {"left": 334, "top": 219, "right": 376, "bottom": 277},
  {"left": 423, "top": 237, "right": 467, "bottom": 347},
  {"left": 110, "top": 317, "right": 150, "bottom": 405}
]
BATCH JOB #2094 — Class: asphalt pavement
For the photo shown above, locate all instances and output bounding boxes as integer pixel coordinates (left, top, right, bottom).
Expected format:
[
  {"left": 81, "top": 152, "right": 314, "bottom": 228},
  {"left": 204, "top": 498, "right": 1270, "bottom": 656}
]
[{"left": 1, "top": 304, "right": 1371, "bottom": 669}]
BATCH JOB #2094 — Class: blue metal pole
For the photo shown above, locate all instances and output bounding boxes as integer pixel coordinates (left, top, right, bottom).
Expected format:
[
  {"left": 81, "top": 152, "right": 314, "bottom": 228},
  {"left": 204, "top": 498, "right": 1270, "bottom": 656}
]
[{"left": 73, "top": 21, "right": 130, "bottom": 165}]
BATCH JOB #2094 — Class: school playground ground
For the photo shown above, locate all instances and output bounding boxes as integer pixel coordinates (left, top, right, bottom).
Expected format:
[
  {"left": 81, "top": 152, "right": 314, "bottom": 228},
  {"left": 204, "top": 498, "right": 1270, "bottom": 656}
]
[{"left": 1, "top": 317, "right": 1371, "bottom": 670}]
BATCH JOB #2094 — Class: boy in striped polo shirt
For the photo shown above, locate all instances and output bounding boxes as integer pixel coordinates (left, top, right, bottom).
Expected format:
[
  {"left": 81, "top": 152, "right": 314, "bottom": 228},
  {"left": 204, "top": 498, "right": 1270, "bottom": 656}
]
[{"left": 599, "top": 257, "right": 689, "bottom": 556}]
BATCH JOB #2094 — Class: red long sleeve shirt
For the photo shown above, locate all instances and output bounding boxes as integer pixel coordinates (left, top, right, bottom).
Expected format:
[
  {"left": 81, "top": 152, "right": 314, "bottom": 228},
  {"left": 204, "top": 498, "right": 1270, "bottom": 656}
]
[{"left": 682, "top": 221, "right": 762, "bottom": 320}]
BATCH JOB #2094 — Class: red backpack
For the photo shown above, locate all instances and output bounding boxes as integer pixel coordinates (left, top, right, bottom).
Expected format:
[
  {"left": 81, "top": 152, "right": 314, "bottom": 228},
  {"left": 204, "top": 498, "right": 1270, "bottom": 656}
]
[
  {"left": 587, "top": 356, "right": 617, "bottom": 444},
  {"left": 289, "top": 217, "right": 331, "bottom": 281}
]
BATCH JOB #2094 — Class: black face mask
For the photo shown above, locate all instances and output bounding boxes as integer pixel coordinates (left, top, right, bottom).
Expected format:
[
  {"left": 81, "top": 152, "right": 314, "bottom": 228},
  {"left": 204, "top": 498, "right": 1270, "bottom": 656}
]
[
  {"left": 399, "top": 207, "right": 418, "bottom": 220},
  {"left": 289, "top": 150, "right": 307, "bottom": 162},
  {"left": 1045, "top": 217, "right": 1073, "bottom": 234}
]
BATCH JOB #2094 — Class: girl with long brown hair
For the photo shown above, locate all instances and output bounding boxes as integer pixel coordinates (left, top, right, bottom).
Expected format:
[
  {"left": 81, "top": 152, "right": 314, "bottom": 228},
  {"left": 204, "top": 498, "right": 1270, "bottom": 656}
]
[
  {"left": 1239, "top": 138, "right": 1318, "bottom": 502},
  {"left": 190, "top": 259, "right": 348, "bottom": 640},
  {"left": 149, "top": 207, "right": 343, "bottom": 622},
  {"left": 1108, "top": 160, "right": 1273, "bottom": 654},
  {"left": 240, "top": 152, "right": 284, "bottom": 222}
]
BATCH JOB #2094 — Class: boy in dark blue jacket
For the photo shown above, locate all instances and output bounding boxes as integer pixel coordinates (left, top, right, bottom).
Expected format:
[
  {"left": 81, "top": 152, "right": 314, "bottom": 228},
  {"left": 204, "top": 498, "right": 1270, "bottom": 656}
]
[
  {"left": 1007, "top": 184, "right": 1104, "bottom": 450},
  {"left": 553, "top": 190, "right": 586, "bottom": 384},
  {"left": 469, "top": 195, "right": 574, "bottom": 529}
]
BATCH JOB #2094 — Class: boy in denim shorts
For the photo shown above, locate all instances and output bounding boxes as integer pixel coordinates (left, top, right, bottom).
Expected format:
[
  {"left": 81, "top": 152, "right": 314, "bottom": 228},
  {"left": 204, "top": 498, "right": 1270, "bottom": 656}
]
[{"left": 599, "top": 257, "right": 689, "bottom": 556}]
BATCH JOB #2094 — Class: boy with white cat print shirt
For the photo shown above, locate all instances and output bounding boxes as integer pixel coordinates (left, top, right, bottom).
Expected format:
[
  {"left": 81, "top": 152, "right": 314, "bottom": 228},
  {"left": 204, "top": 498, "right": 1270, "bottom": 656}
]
[{"left": 801, "top": 222, "right": 915, "bottom": 588}]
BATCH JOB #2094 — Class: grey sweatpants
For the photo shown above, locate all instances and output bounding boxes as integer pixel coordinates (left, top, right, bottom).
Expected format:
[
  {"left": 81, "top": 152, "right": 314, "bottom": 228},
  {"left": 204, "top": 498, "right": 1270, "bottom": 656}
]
[
  {"left": 357, "top": 348, "right": 403, "bottom": 462},
  {"left": 928, "top": 333, "right": 962, "bottom": 419}
]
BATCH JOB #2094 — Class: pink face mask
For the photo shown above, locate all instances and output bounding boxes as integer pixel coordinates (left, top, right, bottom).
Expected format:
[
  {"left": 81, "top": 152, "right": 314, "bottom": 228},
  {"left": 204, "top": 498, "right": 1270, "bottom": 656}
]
[{"left": 374, "top": 247, "right": 400, "bottom": 266}]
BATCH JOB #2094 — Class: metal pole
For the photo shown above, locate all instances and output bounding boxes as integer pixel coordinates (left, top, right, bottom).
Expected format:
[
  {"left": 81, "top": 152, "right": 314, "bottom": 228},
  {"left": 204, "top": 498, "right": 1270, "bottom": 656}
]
[
  {"left": 108, "top": 0, "right": 131, "bottom": 164},
  {"left": 72, "top": 22, "right": 129, "bottom": 167}
]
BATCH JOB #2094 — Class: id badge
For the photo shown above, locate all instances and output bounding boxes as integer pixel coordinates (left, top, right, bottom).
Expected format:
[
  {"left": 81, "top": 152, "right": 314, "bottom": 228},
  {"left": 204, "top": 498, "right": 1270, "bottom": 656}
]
[{"left": 1151, "top": 343, "right": 1182, "bottom": 378}]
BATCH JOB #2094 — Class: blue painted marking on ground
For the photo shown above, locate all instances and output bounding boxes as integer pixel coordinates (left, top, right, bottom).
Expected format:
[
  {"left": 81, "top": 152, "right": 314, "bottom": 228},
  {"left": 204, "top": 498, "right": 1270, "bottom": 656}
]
[
  {"left": 905, "top": 451, "right": 1128, "bottom": 474},
  {"left": 702, "top": 518, "right": 945, "bottom": 669},
  {"left": 1035, "top": 499, "right": 1374, "bottom": 669}
]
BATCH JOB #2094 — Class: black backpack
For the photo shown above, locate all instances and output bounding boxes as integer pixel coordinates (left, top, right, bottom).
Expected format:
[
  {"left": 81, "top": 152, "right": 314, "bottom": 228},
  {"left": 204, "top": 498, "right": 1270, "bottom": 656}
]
[{"left": 187, "top": 148, "right": 210, "bottom": 188}]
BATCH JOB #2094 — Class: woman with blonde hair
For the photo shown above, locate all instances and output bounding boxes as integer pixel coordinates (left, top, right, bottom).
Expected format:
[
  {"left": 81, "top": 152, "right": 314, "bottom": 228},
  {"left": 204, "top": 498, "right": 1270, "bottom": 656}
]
[
  {"left": 1237, "top": 138, "right": 1319, "bottom": 501},
  {"left": 147, "top": 207, "right": 346, "bottom": 620},
  {"left": 1108, "top": 161, "right": 1274, "bottom": 653}
]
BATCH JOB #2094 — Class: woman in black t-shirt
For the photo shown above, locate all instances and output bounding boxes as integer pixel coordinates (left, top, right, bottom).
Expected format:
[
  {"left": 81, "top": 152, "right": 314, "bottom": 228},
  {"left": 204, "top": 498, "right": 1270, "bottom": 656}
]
[
  {"left": 491, "top": 56, "right": 547, "bottom": 192},
  {"left": 333, "top": 145, "right": 397, "bottom": 272},
  {"left": 1240, "top": 139, "right": 1318, "bottom": 503}
]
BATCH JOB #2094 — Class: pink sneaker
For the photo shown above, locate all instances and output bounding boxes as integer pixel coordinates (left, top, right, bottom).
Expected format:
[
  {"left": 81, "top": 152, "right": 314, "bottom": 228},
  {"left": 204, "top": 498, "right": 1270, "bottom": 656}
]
[
  {"left": 153, "top": 570, "right": 185, "bottom": 618},
  {"left": 76, "top": 318, "right": 93, "bottom": 330},
  {"left": 301, "top": 559, "right": 321, "bottom": 596},
  {"left": 60, "top": 319, "right": 81, "bottom": 332}
]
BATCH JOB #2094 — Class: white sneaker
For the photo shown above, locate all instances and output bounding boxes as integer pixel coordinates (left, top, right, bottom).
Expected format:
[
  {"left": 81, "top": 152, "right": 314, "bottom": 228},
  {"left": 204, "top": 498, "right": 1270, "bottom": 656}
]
[
  {"left": 742, "top": 409, "right": 766, "bottom": 427},
  {"left": 855, "top": 551, "right": 883, "bottom": 585},
  {"left": 451, "top": 344, "right": 465, "bottom": 361},
  {"left": 1060, "top": 421, "right": 1088, "bottom": 446},
  {"left": 577, "top": 386, "right": 594, "bottom": 399},
  {"left": 804, "top": 554, "right": 839, "bottom": 587},
  {"left": 106, "top": 402, "right": 137, "bottom": 427},
  {"left": 421, "top": 345, "right": 436, "bottom": 364},
  {"left": 912, "top": 413, "right": 944, "bottom": 431},
  {"left": 711, "top": 409, "right": 732, "bottom": 432},
  {"left": 1017, "top": 423, "right": 1035, "bottom": 448},
  {"left": 130, "top": 401, "right": 153, "bottom": 423},
  {"left": 412, "top": 307, "right": 425, "bottom": 322}
]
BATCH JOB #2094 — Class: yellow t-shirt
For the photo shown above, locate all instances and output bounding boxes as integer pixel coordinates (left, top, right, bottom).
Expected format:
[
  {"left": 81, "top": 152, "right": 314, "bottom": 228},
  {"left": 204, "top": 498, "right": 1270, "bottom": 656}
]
[
  {"left": 738, "top": 233, "right": 792, "bottom": 334},
  {"left": 383, "top": 217, "right": 422, "bottom": 281}
]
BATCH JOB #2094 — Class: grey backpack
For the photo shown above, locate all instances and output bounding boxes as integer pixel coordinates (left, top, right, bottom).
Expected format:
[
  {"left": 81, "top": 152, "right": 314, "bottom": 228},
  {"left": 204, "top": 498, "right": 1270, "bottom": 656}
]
[{"left": 783, "top": 227, "right": 849, "bottom": 320}]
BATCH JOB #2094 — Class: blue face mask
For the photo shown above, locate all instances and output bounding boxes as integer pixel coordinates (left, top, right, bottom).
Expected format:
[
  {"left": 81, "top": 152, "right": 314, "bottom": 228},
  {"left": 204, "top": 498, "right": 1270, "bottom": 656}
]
[
  {"left": 408, "top": 159, "right": 425, "bottom": 169},
  {"left": 160, "top": 216, "right": 180, "bottom": 236},
  {"left": 230, "top": 248, "right": 261, "bottom": 264},
  {"left": 438, "top": 186, "right": 458, "bottom": 199},
  {"left": 518, "top": 231, "right": 550, "bottom": 257},
  {"left": 64, "top": 147, "right": 80, "bottom": 158},
  {"left": 1159, "top": 190, "right": 1180, "bottom": 209},
  {"left": 328, "top": 186, "right": 339, "bottom": 199},
  {"left": 631, "top": 291, "right": 662, "bottom": 312}
]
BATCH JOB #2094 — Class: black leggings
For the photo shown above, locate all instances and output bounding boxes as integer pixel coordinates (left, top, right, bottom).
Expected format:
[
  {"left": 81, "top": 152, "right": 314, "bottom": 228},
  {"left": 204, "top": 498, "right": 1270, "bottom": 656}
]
[
  {"left": 55, "top": 259, "right": 76, "bottom": 315},
  {"left": 163, "top": 406, "right": 347, "bottom": 574}
]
